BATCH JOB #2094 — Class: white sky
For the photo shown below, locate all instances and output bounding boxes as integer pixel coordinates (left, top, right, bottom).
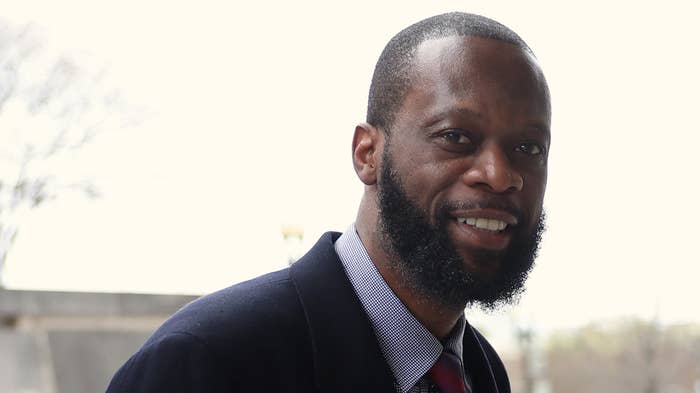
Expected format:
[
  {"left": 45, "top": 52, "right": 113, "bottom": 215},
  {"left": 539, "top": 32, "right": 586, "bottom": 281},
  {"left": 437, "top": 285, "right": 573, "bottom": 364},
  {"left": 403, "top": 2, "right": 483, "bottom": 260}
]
[{"left": 2, "top": 0, "right": 699, "bottom": 331}]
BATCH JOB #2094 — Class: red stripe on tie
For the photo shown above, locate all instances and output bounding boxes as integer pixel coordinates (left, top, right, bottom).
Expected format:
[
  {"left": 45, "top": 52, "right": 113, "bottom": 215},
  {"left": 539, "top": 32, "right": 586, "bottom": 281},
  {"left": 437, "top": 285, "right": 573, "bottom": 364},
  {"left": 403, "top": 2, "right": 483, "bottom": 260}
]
[{"left": 427, "top": 351, "right": 470, "bottom": 393}]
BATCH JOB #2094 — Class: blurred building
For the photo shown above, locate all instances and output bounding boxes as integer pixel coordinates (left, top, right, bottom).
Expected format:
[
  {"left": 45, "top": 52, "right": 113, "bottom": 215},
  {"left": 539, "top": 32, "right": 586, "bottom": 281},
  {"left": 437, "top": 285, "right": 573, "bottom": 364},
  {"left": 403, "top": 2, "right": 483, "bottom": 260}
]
[
  {"left": 281, "top": 224, "right": 304, "bottom": 265},
  {"left": 0, "top": 289, "right": 196, "bottom": 393},
  {"left": 3, "top": 288, "right": 698, "bottom": 393}
]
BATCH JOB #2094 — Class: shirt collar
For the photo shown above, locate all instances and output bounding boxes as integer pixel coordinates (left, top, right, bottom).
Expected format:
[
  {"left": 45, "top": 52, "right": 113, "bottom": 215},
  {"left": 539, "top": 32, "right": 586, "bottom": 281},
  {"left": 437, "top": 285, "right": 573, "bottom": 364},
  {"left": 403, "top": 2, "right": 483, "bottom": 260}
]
[{"left": 334, "top": 224, "right": 466, "bottom": 392}]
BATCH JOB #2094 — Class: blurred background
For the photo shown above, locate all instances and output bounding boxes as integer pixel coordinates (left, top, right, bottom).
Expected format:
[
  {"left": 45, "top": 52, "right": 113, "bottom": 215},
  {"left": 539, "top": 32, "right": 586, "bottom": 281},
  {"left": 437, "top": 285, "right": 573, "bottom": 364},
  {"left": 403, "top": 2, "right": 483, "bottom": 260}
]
[{"left": 1, "top": 1, "right": 699, "bottom": 392}]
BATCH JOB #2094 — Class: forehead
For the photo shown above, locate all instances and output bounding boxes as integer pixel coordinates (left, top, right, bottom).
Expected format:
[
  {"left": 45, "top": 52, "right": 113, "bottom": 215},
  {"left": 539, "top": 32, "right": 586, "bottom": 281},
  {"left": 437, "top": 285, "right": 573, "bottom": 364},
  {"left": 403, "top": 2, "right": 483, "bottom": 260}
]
[{"left": 405, "top": 35, "right": 551, "bottom": 124}]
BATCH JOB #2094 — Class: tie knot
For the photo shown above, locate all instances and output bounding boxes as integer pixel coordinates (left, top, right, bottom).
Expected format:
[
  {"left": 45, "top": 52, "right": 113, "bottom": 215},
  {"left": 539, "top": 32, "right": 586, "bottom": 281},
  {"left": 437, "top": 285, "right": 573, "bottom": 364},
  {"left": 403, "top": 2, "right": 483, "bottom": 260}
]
[{"left": 427, "top": 351, "right": 470, "bottom": 393}]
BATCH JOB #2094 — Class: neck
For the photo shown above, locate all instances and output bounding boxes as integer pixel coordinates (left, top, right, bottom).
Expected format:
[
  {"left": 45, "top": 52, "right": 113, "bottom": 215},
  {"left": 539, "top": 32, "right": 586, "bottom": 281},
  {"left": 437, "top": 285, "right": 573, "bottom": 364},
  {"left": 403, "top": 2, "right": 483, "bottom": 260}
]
[{"left": 355, "top": 196, "right": 465, "bottom": 340}]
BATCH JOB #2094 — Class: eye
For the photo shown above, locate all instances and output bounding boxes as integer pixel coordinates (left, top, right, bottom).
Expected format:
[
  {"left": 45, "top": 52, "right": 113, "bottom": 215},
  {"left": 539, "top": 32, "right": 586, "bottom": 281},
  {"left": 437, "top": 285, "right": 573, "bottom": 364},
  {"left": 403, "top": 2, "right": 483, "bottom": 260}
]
[
  {"left": 436, "top": 130, "right": 477, "bottom": 153},
  {"left": 515, "top": 142, "right": 544, "bottom": 156},
  {"left": 441, "top": 130, "right": 472, "bottom": 145}
]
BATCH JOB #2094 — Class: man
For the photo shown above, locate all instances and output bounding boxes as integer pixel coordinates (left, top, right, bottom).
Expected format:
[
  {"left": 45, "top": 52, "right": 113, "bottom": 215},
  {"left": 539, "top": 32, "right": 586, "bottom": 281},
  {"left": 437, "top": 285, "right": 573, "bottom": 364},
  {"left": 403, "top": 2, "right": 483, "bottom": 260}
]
[{"left": 107, "top": 12, "right": 550, "bottom": 393}]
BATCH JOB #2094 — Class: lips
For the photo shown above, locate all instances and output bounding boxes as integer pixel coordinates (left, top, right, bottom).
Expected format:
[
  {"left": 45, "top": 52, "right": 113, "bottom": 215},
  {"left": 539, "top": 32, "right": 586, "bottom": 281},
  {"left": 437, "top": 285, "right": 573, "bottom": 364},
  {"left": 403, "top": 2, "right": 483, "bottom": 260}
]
[
  {"left": 456, "top": 217, "right": 507, "bottom": 232},
  {"left": 449, "top": 208, "right": 518, "bottom": 250}
]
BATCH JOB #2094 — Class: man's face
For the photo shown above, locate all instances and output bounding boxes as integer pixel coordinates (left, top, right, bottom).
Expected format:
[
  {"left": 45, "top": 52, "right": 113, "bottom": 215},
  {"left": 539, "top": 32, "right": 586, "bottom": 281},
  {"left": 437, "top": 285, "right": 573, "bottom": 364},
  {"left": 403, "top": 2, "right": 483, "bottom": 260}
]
[{"left": 376, "top": 36, "right": 551, "bottom": 310}]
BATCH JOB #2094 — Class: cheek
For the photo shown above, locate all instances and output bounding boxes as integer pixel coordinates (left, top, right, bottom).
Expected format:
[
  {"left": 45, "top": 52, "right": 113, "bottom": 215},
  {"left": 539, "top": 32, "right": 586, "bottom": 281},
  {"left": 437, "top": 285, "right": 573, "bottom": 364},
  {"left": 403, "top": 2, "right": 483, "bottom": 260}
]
[
  {"left": 388, "top": 138, "right": 480, "bottom": 212},
  {"left": 522, "top": 166, "right": 547, "bottom": 198},
  {"left": 527, "top": 183, "right": 546, "bottom": 205},
  {"left": 410, "top": 162, "right": 470, "bottom": 215},
  {"left": 522, "top": 176, "right": 547, "bottom": 226}
]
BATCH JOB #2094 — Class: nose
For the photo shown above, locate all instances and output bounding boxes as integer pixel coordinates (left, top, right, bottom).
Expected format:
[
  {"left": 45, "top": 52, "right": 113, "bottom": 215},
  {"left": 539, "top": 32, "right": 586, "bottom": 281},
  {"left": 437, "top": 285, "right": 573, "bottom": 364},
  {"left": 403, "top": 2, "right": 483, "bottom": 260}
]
[{"left": 461, "top": 143, "right": 523, "bottom": 193}]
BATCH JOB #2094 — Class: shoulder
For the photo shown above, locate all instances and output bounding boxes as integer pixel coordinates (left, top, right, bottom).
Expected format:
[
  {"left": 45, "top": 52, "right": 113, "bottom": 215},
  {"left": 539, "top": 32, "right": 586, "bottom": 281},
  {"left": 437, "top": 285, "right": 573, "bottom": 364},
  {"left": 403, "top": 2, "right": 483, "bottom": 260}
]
[
  {"left": 108, "top": 233, "right": 345, "bottom": 392},
  {"left": 107, "top": 331, "right": 232, "bottom": 392},
  {"left": 108, "top": 269, "right": 315, "bottom": 392},
  {"left": 147, "top": 268, "right": 307, "bottom": 350}
]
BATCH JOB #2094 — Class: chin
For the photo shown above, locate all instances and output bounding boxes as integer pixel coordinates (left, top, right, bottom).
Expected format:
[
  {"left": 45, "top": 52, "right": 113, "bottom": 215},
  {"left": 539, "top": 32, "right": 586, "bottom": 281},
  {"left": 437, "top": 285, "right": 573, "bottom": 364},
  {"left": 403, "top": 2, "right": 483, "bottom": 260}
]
[
  {"left": 457, "top": 246, "right": 505, "bottom": 276},
  {"left": 466, "top": 261, "right": 501, "bottom": 280}
]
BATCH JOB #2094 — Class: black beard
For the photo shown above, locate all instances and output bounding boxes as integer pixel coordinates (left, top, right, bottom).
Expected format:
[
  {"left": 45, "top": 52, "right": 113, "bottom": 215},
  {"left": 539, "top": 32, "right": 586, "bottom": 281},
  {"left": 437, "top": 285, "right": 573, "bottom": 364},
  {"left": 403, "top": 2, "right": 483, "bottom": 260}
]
[{"left": 377, "top": 148, "right": 546, "bottom": 311}]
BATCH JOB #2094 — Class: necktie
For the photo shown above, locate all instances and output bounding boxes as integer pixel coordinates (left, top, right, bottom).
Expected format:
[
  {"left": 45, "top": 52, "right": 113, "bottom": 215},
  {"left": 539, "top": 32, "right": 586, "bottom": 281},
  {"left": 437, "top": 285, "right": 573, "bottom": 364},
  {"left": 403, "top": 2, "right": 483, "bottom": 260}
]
[{"left": 427, "top": 351, "right": 471, "bottom": 393}]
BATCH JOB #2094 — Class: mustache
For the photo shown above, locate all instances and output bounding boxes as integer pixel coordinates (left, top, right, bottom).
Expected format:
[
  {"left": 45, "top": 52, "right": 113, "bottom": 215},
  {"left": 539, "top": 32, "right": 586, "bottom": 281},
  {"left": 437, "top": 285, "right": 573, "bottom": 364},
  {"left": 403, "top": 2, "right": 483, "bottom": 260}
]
[{"left": 438, "top": 198, "right": 524, "bottom": 223}]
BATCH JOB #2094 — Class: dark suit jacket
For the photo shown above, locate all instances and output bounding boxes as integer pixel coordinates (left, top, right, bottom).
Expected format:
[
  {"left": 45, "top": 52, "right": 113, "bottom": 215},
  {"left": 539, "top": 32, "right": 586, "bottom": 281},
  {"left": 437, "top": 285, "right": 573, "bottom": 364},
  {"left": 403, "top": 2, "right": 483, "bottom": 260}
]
[{"left": 106, "top": 232, "right": 510, "bottom": 393}]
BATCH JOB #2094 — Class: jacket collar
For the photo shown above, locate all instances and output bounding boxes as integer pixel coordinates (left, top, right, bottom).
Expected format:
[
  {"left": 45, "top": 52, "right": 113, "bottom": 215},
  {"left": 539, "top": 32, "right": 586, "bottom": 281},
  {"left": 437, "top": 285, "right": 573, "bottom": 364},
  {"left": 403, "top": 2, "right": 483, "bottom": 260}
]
[
  {"left": 463, "top": 323, "right": 502, "bottom": 393},
  {"left": 290, "top": 232, "right": 395, "bottom": 393},
  {"left": 291, "top": 231, "right": 505, "bottom": 393}
]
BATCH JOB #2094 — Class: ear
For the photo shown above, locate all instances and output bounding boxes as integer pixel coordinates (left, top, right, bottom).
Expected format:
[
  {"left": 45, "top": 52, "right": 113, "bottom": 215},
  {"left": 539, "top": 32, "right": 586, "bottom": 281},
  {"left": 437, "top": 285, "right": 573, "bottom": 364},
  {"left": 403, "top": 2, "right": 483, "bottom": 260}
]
[{"left": 352, "top": 122, "right": 383, "bottom": 185}]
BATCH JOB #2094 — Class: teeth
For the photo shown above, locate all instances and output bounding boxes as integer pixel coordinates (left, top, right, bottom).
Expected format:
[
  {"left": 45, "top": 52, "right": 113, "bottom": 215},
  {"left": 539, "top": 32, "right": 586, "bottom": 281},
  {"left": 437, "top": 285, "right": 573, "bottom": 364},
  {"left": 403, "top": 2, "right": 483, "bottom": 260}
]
[{"left": 457, "top": 217, "right": 508, "bottom": 232}]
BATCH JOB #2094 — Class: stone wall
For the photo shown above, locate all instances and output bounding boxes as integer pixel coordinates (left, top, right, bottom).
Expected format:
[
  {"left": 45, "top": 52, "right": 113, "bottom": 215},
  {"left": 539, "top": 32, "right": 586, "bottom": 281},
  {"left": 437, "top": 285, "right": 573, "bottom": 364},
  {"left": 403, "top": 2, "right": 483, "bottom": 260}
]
[{"left": 0, "top": 289, "right": 198, "bottom": 393}]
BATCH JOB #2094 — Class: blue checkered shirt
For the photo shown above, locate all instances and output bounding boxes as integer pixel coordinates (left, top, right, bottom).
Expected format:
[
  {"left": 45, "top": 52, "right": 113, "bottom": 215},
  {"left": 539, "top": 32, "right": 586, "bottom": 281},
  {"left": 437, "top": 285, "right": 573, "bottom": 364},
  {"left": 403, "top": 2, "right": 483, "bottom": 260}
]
[{"left": 334, "top": 225, "right": 468, "bottom": 393}]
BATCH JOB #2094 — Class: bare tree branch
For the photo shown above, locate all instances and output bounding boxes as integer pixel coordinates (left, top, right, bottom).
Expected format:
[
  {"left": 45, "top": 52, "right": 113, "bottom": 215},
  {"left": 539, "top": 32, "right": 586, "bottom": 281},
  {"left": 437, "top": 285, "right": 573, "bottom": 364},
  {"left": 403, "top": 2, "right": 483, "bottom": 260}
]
[{"left": 0, "top": 20, "right": 138, "bottom": 286}]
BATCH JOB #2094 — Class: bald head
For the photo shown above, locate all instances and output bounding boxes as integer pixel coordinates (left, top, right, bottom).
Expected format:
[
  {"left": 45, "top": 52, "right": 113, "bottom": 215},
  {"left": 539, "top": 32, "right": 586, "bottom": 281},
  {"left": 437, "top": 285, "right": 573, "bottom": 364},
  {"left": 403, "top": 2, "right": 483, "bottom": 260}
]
[{"left": 367, "top": 12, "right": 535, "bottom": 132}]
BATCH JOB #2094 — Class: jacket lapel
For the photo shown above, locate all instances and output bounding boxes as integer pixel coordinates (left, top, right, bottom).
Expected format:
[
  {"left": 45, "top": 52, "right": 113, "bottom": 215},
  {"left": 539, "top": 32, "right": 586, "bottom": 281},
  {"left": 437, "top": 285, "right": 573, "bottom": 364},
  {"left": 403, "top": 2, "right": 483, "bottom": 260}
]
[
  {"left": 290, "top": 232, "right": 396, "bottom": 393},
  {"left": 463, "top": 322, "right": 501, "bottom": 393}
]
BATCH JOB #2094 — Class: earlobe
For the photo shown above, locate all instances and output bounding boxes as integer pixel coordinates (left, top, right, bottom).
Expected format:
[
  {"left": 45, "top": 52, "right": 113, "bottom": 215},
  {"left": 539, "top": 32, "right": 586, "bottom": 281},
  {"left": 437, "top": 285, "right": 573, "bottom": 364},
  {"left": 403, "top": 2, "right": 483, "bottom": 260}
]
[{"left": 352, "top": 123, "right": 382, "bottom": 185}]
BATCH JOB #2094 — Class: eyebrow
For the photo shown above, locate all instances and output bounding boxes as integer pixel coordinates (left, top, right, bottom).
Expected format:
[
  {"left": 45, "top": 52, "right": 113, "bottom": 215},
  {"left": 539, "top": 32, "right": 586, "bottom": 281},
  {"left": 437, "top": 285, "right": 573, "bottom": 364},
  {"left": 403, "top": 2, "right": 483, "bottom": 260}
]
[
  {"left": 423, "top": 107, "right": 483, "bottom": 127},
  {"left": 522, "top": 121, "right": 552, "bottom": 139},
  {"left": 423, "top": 107, "right": 551, "bottom": 138}
]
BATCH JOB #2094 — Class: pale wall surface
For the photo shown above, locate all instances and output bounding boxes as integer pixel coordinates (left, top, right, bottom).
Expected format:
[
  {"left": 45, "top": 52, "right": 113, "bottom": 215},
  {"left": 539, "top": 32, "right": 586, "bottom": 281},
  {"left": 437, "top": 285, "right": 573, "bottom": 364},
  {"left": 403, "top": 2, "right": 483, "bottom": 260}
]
[{"left": 0, "top": 289, "right": 197, "bottom": 393}]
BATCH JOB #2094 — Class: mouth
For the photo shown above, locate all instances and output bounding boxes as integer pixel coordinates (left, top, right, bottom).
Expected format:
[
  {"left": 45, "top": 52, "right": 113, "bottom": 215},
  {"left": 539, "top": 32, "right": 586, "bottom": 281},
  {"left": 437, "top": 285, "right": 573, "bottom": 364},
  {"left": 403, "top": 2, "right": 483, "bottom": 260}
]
[
  {"left": 456, "top": 217, "right": 508, "bottom": 232},
  {"left": 449, "top": 209, "right": 518, "bottom": 250}
]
